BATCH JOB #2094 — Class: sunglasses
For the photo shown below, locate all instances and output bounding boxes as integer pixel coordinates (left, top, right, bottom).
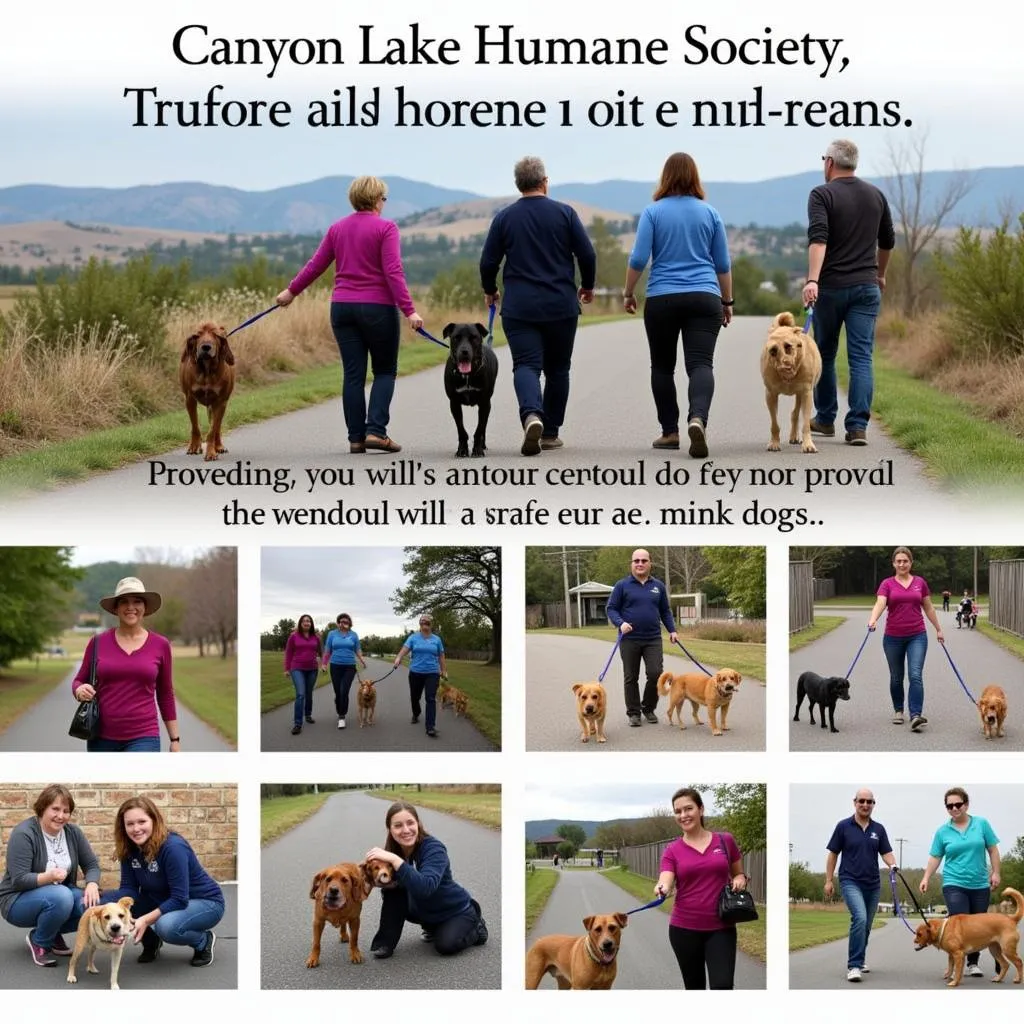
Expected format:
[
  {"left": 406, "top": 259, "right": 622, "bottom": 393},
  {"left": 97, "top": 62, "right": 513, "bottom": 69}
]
[
  {"left": 632, "top": 558, "right": 650, "bottom": 563},
  {"left": 946, "top": 801, "right": 965, "bottom": 811},
  {"left": 855, "top": 798, "right": 875, "bottom": 805}
]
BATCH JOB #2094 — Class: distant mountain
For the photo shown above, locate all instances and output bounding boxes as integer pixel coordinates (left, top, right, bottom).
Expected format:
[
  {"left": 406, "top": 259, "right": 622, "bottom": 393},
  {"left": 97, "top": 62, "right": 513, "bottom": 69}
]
[{"left": 526, "top": 819, "right": 603, "bottom": 842}]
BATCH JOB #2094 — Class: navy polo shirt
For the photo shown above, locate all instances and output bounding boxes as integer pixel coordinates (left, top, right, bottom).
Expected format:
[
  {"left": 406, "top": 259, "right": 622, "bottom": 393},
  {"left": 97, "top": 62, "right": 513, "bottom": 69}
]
[
  {"left": 827, "top": 815, "right": 893, "bottom": 888},
  {"left": 606, "top": 575, "right": 676, "bottom": 640}
]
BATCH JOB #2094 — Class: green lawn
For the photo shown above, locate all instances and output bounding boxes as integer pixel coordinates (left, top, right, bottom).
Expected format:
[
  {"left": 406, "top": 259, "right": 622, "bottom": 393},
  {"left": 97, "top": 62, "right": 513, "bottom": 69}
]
[
  {"left": 260, "top": 650, "right": 332, "bottom": 712},
  {"left": 0, "top": 661, "right": 68, "bottom": 734},
  {"left": 530, "top": 626, "right": 765, "bottom": 682},
  {"left": 173, "top": 653, "right": 238, "bottom": 745},
  {"left": 813, "top": 595, "right": 876, "bottom": 607},
  {"left": 261, "top": 791, "right": 330, "bottom": 845},
  {"left": 600, "top": 866, "right": 766, "bottom": 963},
  {"left": 789, "top": 616, "right": 845, "bottom": 651},
  {"left": 976, "top": 620, "right": 1024, "bottom": 662},
  {"left": 789, "top": 907, "right": 886, "bottom": 951},
  {"left": 526, "top": 867, "right": 560, "bottom": 933},
  {"left": 364, "top": 787, "right": 501, "bottom": 830}
]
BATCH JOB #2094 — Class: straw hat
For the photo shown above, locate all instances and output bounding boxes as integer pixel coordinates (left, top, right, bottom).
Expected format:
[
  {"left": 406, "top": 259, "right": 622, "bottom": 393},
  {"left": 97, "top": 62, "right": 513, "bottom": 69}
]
[{"left": 98, "top": 577, "right": 162, "bottom": 616}]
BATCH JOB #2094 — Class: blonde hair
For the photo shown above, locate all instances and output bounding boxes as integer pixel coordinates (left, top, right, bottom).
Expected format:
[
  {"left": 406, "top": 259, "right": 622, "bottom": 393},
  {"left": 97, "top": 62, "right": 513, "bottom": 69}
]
[{"left": 348, "top": 176, "right": 388, "bottom": 211}]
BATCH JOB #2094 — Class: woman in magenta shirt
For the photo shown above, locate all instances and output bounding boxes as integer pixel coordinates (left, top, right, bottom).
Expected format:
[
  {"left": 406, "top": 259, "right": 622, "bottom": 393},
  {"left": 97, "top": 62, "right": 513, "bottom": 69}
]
[
  {"left": 72, "top": 577, "right": 178, "bottom": 753},
  {"left": 868, "top": 545, "right": 945, "bottom": 733},
  {"left": 275, "top": 175, "right": 423, "bottom": 454},
  {"left": 283, "top": 614, "right": 323, "bottom": 736},
  {"left": 655, "top": 786, "right": 747, "bottom": 989}
]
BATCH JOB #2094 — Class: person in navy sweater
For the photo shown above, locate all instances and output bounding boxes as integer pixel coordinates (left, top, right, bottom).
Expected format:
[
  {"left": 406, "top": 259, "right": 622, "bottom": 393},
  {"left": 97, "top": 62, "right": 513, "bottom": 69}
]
[
  {"left": 104, "top": 796, "right": 224, "bottom": 968},
  {"left": 479, "top": 156, "right": 596, "bottom": 455},
  {"left": 606, "top": 549, "right": 678, "bottom": 727},
  {"left": 365, "top": 801, "right": 487, "bottom": 959},
  {"left": 322, "top": 612, "right": 368, "bottom": 731}
]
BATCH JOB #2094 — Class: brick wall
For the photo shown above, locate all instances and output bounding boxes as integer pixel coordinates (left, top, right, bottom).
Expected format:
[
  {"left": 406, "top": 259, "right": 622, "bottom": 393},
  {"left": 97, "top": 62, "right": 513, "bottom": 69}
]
[{"left": 0, "top": 783, "right": 237, "bottom": 889}]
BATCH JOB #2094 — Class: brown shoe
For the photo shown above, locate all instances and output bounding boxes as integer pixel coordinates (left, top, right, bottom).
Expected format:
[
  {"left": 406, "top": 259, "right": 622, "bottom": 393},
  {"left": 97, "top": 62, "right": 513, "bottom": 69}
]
[
  {"left": 365, "top": 435, "right": 402, "bottom": 453},
  {"left": 844, "top": 429, "right": 867, "bottom": 446},
  {"left": 809, "top": 419, "right": 835, "bottom": 437},
  {"left": 540, "top": 437, "right": 564, "bottom": 450},
  {"left": 687, "top": 418, "right": 709, "bottom": 459},
  {"left": 652, "top": 433, "right": 680, "bottom": 450},
  {"left": 349, "top": 441, "right": 366, "bottom": 454}
]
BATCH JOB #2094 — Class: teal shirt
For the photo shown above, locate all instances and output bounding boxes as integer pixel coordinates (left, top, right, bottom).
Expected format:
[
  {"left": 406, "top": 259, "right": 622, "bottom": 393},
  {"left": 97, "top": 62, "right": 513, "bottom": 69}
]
[{"left": 929, "top": 815, "right": 998, "bottom": 889}]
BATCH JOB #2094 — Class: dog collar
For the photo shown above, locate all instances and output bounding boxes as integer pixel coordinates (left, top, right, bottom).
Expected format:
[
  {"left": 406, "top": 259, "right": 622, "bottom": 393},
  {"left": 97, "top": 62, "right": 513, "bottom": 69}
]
[
  {"left": 937, "top": 918, "right": 948, "bottom": 945},
  {"left": 584, "top": 937, "right": 616, "bottom": 965}
]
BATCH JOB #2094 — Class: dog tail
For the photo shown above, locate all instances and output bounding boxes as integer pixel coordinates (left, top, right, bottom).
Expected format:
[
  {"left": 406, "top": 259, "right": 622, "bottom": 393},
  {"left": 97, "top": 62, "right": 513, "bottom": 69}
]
[
  {"left": 773, "top": 311, "right": 796, "bottom": 328},
  {"left": 657, "top": 671, "right": 674, "bottom": 696},
  {"left": 1003, "top": 887, "right": 1024, "bottom": 923}
]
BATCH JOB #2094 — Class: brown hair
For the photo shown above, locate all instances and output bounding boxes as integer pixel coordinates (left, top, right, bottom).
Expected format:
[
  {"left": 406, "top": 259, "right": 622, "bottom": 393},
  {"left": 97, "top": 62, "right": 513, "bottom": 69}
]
[
  {"left": 892, "top": 546, "right": 913, "bottom": 563},
  {"left": 671, "top": 786, "right": 705, "bottom": 826},
  {"left": 383, "top": 801, "right": 431, "bottom": 859},
  {"left": 336, "top": 613, "right": 353, "bottom": 627},
  {"left": 34, "top": 784, "right": 75, "bottom": 817},
  {"left": 348, "top": 176, "right": 387, "bottom": 211},
  {"left": 114, "top": 795, "right": 170, "bottom": 864},
  {"left": 653, "top": 153, "right": 705, "bottom": 201},
  {"left": 944, "top": 787, "right": 969, "bottom": 808}
]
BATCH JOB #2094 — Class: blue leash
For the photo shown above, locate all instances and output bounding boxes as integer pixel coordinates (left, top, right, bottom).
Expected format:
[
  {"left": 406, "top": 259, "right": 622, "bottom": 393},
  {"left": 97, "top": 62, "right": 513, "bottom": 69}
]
[
  {"left": 939, "top": 642, "right": 977, "bottom": 703},
  {"left": 672, "top": 637, "right": 711, "bottom": 675},
  {"left": 416, "top": 303, "right": 497, "bottom": 350},
  {"left": 597, "top": 634, "right": 623, "bottom": 683},
  {"left": 888, "top": 868, "right": 916, "bottom": 934},
  {"left": 626, "top": 893, "right": 667, "bottom": 915},
  {"left": 226, "top": 304, "right": 278, "bottom": 337},
  {"left": 803, "top": 306, "right": 814, "bottom": 334},
  {"left": 846, "top": 628, "right": 873, "bottom": 679}
]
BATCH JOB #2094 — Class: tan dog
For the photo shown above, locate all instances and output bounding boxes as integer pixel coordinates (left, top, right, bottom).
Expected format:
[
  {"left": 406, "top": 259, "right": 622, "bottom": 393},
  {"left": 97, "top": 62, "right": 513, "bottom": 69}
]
[
  {"left": 572, "top": 682, "right": 607, "bottom": 744},
  {"left": 306, "top": 862, "right": 370, "bottom": 967},
  {"left": 525, "top": 913, "right": 628, "bottom": 989},
  {"left": 761, "top": 311, "right": 822, "bottom": 453},
  {"left": 977, "top": 684, "right": 1007, "bottom": 739},
  {"left": 658, "top": 668, "right": 742, "bottom": 736},
  {"left": 360, "top": 856, "right": 396, "bottom": 891},
  {"left": 438, "top": 681, "right": 453, "bottom": 708},
  {"left": 180, "top": 321, "right": 236, "bottom": 461},
  {"left": 357, "top": 678, "right": 377, "bottom": 727},
  {"left": 913, "top": 886, "right": 1023, "bottom": 986},
  {"left": 67, "top": 896, "right": 134, "bottom": 990},
  {"left": 452, "top": 688, "right": 469, "bottom": 717}
]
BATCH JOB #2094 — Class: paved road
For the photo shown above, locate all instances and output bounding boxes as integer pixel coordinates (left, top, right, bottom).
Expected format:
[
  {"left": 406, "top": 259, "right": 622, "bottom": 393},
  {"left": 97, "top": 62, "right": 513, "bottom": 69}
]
[
  {"left": 0, "top": 883, "right": 237, "bottom": 990},
  {"left": 790, "top": 915, "right": 1008, "bottom": 989},
  {"left": 526, "top": 864, "right": 765, "bottom": 989},
  {"left": 526, "top": 633, "right": 765, "bottom": 751},
  {"left": 0, "top": 318, "right": 967, "bottom": 538},
  {"left": 261, "top": 660, "right": 497, "bottom": 751},
  {"left": 261, "top": 790, "right": 500, "bottom": 990},
  {"left": 790, "top": 607, "right": 1024, "bottom": 751},
  {"left": 0, "top": 661, "right": 234, "bottom": 752}
]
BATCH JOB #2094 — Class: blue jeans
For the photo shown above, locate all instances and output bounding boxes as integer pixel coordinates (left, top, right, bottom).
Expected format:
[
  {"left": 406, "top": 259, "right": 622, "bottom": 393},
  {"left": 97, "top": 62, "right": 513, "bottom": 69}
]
[
  {"left": 6, "top": 885, "right": 86, "bottom": 948},
  {"left": 151, "top": 898, "right": 224, "bottom": 949},
  {"left": 943, "top": 885, "right": 991, "bottom": 967},
  {"left": 882, "top": 630, "right": 927, "bottom": 718},
  {"left": 290, "top": 668, "right": 318, "bottom": 726},
  {"left": 408, "top": 671, "right": 439, "bottom": 731},
  {"left": 330, "top": 301, "right": 400, "bottom": 441},
  {"left": 812, "top": 283, "right": 882, "bottom": 432},
  {"left": 840, "top": 880, "right": 879, "bottom": 970},
  {"left": 87, "top": 735, "right": 160, "bottom": 752},
  {"left": 501, "top": 315, "right": 578, "bottom": 436}
]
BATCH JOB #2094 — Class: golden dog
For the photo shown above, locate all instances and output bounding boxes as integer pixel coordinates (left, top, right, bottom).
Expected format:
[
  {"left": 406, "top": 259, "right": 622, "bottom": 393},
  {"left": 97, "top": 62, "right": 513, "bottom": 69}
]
[
  {"left": 357, "top": 678, "right": 377, "bottom": 727},
  {"left": 306, "top": 861, "right": 370, "bottom": 967},
  {"left": 361, "top": 856, "right": 396, "bottom": 891},
  {"left": 977, "top": 684, "right": 1007, "bottom": 739},
  {"left": 67, "top": 896, "right": 134, "bottom": 990},
  {"left": 452, "top": 688, "right": 469, "bottom": 717},
  {"left": 525, "top": 913, "right": 628, "bottom": 989},
  {"left": 572, "top": 682, "right": 607, "bottom": 744},
  {"left": 658, "top": 668, "right": 742, "bottom": 736},
  {"left": 761, "top": 311, "right": 822, "bottom": 453},
  {"left": 438, "top": 681, "right": 453, "bottom": 708},
  {"left": 180, "top": 321, "right": 236, "bottom": 462},
  {"left": 913, "top": 886, "right": 1023, "bottom": 986}
]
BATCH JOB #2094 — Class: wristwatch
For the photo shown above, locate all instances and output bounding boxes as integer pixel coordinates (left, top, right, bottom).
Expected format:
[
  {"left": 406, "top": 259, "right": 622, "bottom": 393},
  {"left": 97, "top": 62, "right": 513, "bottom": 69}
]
[{"left": 169, "top": 736, "right": 180, "bottom": 743}]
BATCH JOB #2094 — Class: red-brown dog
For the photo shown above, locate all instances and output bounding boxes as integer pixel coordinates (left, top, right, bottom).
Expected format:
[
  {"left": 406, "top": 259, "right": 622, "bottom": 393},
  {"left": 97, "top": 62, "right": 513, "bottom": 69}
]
[
  {"left": 306, "top": 861, "right": 369, "bottom": 967},
  {"left": 180, "top": 321, "right": 235, "bottom": 461}
]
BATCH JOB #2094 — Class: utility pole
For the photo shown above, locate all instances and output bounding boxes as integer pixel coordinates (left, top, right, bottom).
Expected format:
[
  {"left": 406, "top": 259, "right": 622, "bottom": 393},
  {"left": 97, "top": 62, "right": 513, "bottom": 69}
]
[
  {"left": 663, "top": 546, "right": 671, "bottom": 595},
  {"left": 562, "top": 546, "right": 572, "bottom": 629},
  {"left": 894, "top": 837, "right": 907, "bottom": 870},
  {"left": 973, "top": 547, "right": 979, "bottom": 602}
]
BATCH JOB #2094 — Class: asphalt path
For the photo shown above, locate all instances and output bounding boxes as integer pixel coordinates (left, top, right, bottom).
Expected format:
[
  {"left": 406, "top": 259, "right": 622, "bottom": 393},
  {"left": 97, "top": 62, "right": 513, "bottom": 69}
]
[
  {"left": 0, "top": 883, "right": 237, "bottom": 990},
  {"left": 525, "top": 864, "right": 765, "bottom": 989},
  {"left": 789, "top": 915, "right": 1009, "bottom": 989},
  {"left": 0, "top": 661, "right": 233, "bottom": 752},
  {"left": 0, "top": 317, "right": 954, "bottom": 537},
  {"left": 790, "top": 606, "right": 1024, "bottom": 751},
  {"left": 526, "top": 633, "right": 765, "bottom": 751},
  {"left": 261, "top": 790, "right": 500, "bottom": 989},
  {"left": 260, "top": 660, "right": 497, "bottom": 751}
]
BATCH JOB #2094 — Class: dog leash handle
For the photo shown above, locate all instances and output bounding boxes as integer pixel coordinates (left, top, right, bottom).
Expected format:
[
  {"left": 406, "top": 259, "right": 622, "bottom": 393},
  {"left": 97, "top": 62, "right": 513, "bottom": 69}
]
[
  {"left": 626, "top": 893, "right": 668, "bottom": 915},
  {"left": 485, "top": 302, "right": 496, "bottom": 347},
  {"left": 802, "top": 307, "right": 814, "bottom": 335}
]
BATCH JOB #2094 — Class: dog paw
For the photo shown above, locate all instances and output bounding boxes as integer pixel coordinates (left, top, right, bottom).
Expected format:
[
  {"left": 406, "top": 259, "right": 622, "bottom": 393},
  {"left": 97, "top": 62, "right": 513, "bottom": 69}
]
[
  {"left": 67, "top": 976, "right": 77, "bottom": 985},
  {"left": 598, "top": 736, "right": 607, "bottom": 743},
  {"left": 472, "top": 448, "right": 485, "bottom": 457},
  {"left": 766, "top": 440, "right": 781, "bottom": 452},
  {"left": 186, "top": 445, "right": 202, "bottom": 455},
  {"left": 350, "top": 950, "right": 364, "bottom": 964},
  {"left": 580, "top": 736, "right": 589, "bottom": 743},
  {"left": 455, "top": 447, "right": 469, "bottom": 458},
  {"left": 112, "top": 983, "right": 120, "bottom": 990},
  {"left": 305, "top": 956, "right": 320, "bottom": 969},
  {"left": 802, "top": 441, "right": 818, "bottom": 453},
  {"left": 203, "top": 451, "right": 220, "bottom": 462},
  {"left": 88, "top": 965, "right": 99, "bottom": 974}
]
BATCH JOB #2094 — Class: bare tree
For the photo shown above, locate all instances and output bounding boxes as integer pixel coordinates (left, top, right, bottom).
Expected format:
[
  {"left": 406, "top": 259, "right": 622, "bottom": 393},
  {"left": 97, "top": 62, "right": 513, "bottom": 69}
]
[
  {"left": 181, "top": 548, "right": 237, "bottom": 658},
  {"left": 881, "top": 130, "right": 972, "bottom": 316}
]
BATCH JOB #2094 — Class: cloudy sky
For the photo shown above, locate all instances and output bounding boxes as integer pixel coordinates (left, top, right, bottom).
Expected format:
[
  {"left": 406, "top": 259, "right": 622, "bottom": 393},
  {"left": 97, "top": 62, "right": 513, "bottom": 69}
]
[
  {"left": 70, "top": 546, "right": 211, "bottom": 567},
  {"left": 525, "top": 782, "right": 723, "bottom": 823},
  {"left": 260, "top": 546, "right": 416, "bottom": 635},
  {"left": 3, "top": 1, "right": 1016, "bottom": 194},
  {"left": 790, "top": 784, "right": 1024, "bottom": 870}
]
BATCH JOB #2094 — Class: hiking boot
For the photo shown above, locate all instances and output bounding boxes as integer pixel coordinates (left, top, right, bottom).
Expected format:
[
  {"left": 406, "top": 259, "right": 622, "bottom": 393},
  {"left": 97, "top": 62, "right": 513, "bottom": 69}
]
[
  {"left": 628, "top": 715, "right": 641, "bottom": 727},
  {"left": 810, "top": 419, "right": 835, "bottom": 436},
  {"left": 540, "top": 436, "right": 564, "bottom": 450},
  {"left": 910, "top": 715, "right": 928, "bottom": 732},
  {"left": 190, "top": 931, "right": 215, "bottom": 967},
  {"left": 26, "top": 935, "right": 56, "bottom": 967},
  {"left": 687, "top": 418, "right": 708, "bottom": 459},
  {"left": 652, "top": 433, "right": 680, "bottom": 450},
  {"left": 844, "top": 429, "right": 868, "bottom": 446},
  {"left": 137, "top": 934, "right": 163, "bottom": 963},
  {"left": 891, "top": 711, "right": 904, "bottom": 725},
  {"left": 521, "top": 414, "right": 542, "bottom": 456},
  {"left": 50, "top": 933, "right": 72, "bottom": 956},
  {"left": 365, "top": 435, "right": 401, "bottom": 453}
]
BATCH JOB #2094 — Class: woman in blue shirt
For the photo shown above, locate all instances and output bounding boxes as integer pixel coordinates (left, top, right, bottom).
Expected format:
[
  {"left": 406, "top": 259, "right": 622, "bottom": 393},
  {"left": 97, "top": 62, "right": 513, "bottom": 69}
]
[
  {"left": 105, "top": 795, "right": 224, "bottom": 968},
  {"left": 322, "top": 612, "right": 368, "bottom": 730},
  {"left": 365, "top": 801, "right": 487, "bottom": 959},
  {"left": 394, "top": 613, "right": 447, "bottom": 738},
  {"left": 623, "top": 152, "right": 733, "bottom": 459},
  {"left": 918, "top": 787, "right": 1001, "bottom": 977}
]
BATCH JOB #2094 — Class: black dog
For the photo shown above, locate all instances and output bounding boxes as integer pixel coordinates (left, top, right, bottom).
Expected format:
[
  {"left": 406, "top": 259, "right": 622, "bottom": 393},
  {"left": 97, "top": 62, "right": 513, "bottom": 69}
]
[
  {"left": 793, "top": 671, "right": 851, "bottom": 733},
  {"left": 443, "top": 322, "right": 499, "bottom": 457}
]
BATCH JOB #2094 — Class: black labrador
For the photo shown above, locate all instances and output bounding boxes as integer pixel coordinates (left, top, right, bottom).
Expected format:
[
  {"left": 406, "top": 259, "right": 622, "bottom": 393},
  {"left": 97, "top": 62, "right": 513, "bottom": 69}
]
[
  {"left": 443, "top": 322, "right": 499, "bottom": 457},
  {"left": 793, "top": 671, "right": 851, "bottom": 733}
]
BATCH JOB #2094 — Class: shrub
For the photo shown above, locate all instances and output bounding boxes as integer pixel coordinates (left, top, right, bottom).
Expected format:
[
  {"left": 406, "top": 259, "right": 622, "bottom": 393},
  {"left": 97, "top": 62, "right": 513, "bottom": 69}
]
[{"left": 428, "top": 261, "right": 482, "bottom": 310}]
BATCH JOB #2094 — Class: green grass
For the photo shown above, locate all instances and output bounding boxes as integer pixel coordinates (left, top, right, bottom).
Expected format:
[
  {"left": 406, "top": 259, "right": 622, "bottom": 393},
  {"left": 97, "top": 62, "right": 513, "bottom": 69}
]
[
  {"left": 364, "top": 787, "right": 501, "bottom": 829},
  {"left": 789, "top": 907, "right": 886, "bottom": 951},
  {"left": 526, "top": 867, "right": 560, "bottom": 932},
  {"left": 600, "top": 866, "right": 766, "bottom": 963},
  {"left": 530, "top": 626, "right": 765, "bottom": 682},
  {"left": 789, "top": 616, "right": 845, "bottom": 651},
  {"left": 261, "top": 791, "right": 330, "bottom": 845},
  {"left": 260, "top": 650, "right": 332, "bottom": 712},
  {"left": 975, "top": 620, "right": 1024, "bottom": 662},
  {"left": 172, "top": 654, "right": 238, "bottom": 745},
  {"left": 0, "top": 662, "right": 68, "bottom": 734},
  {"left": 813, "top": 595, "right": 876, "bottom": 607}
]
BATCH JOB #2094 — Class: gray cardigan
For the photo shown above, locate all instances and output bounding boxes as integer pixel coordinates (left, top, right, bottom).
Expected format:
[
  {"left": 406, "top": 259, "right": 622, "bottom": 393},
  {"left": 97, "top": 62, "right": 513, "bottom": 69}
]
[{"left": 0, "top": 816, "right": 101, "bottom": 919}]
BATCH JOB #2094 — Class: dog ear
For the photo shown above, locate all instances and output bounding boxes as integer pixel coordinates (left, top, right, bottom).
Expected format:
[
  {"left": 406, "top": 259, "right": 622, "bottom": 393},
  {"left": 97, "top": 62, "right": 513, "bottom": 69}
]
[
  {"left": 475, "top": 323, "right": 488, "bottom": 338},
  {"left": 359, "top": 861, "right": 374, "bottom": 897},
  {"left": 222, "top": 337, "right": 236, "bottom": 366},
  {"left": 182, "top": 334, "right": 198, "bottom": 363},
  {"left": 582, "top": 915, "right": 595, "bottom": 932},
  {"left": 572, "top": 683, "right": 583, "bottom": 695},
  {"left": 118, "top": 896, "right": 135, "bottom": 911},
  {"left": 309, "top": 871, "right": 324, "bottom": 900},
  {"left": 615, "top": 913, "right": 628, "bottom": 928},
  {"left": 349, "top": 866, "right": 368, "bottom": 901},
  {"left": 443, "top": 322, "right": 456, "bottom": 339}
]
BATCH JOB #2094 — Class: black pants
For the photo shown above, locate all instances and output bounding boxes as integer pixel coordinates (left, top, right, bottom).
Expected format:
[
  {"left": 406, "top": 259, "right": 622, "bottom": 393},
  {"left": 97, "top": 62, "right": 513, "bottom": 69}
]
[
  {"left": 668, "top": 925, "right": 737, "bottom": 989},
  {"left": 620, "top": 637, "right": 663, "bottom": 717},
  {"left": 643, "top": 292, "right": 723, "bottom": 432},
  {"left": 371, "top": 886, "right": 487, "bottom": 956},
  {"left": 408, "top": 671, "right": 439, "bottom": 731},
  {"left": 329, "top": 664, "right": 357, "bottom": 717}
]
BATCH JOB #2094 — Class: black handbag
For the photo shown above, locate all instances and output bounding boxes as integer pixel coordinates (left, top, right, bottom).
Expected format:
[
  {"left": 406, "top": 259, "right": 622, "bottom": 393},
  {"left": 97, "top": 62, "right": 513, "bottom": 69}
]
[
  {"left": 715, "top": 834, "right": 759, "bottom": 924},
  {"left": 68, "top": 636, "right": 100, "bottom": 741}
]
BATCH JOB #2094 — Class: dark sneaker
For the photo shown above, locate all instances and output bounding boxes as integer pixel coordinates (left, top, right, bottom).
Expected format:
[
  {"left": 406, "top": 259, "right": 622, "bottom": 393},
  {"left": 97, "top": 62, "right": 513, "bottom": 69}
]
[
  {"left": 190, "top": 931, "right": 215, "bottom": 967},
  {"left": 421, "top": 929, "right": 436, "bottom": 943},
  {"left": 50, "top": 933, "right": 72, "bottom": 956},
  {"left": 410, "top": 715, "right": 420, "bottom": 725},
  {"left": 426, "top": 728, "right": 438, "bottom": 738},
  {"left": 628, "top": 715, "right": 642, "bottom": 727},
  {"left": 540, "top": 436, "right": 564, "bottom": 450},
  {"left": 26, "top": 935, "right": 57, "bottom": 967},
  {"left": 910, "top": 715, "right": 928, "bottom": 732},
  {"left": 521, "top": 414, "right": 543, "bottom": 456},
  {"left": 809, "top": 419, "right": 835, "bottom": 436},
  {"left": 844, "top": 429, "right": 868, "bottom": 446},
  {"left": 687, "top": 418, "right": 708, "bottom": 459},
  {"left": 475, "top": 917, "right": 488, "bottom": 946},
  {"left": 291, "top": 724, "right": 301, "bottom": 735},
  {"left": 643, "top": 710, "right": 658, "bottom": 724},
  {"left": 372, "top": 945, "right": 394, "bottom": 959},
  {"left": 137, "top": 934, "right": 163, "bottom": 963},
  {"left": 305, "top": 716, "right": 315, "bottom": 724},
  {"left": 349, "top": 442, "right": 366, "bottom": 454},
  {"left": 652, "top": 433, "right": 680, "bottom": 450}
]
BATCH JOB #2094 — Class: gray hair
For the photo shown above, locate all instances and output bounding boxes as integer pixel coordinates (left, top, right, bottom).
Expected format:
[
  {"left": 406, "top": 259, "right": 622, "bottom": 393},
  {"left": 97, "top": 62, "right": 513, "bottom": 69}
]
[
  {"left": 514, "top": 156, "right": 547, "bottom": 193},
  {"left": 826, "top": 139, "right": 859, "bottom": 171}
]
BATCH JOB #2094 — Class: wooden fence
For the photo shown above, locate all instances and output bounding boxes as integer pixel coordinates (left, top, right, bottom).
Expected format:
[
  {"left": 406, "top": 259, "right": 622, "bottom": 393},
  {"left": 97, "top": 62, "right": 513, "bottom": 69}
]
[
  {"left": 989, "top": 559, "right": 1024, "bottom": 637},
  {"left": 790, "top": 561, "right": 814, "bottom": 633},
  {"left": 619, "top": 839, "right": 766, "bottom": 903}
]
